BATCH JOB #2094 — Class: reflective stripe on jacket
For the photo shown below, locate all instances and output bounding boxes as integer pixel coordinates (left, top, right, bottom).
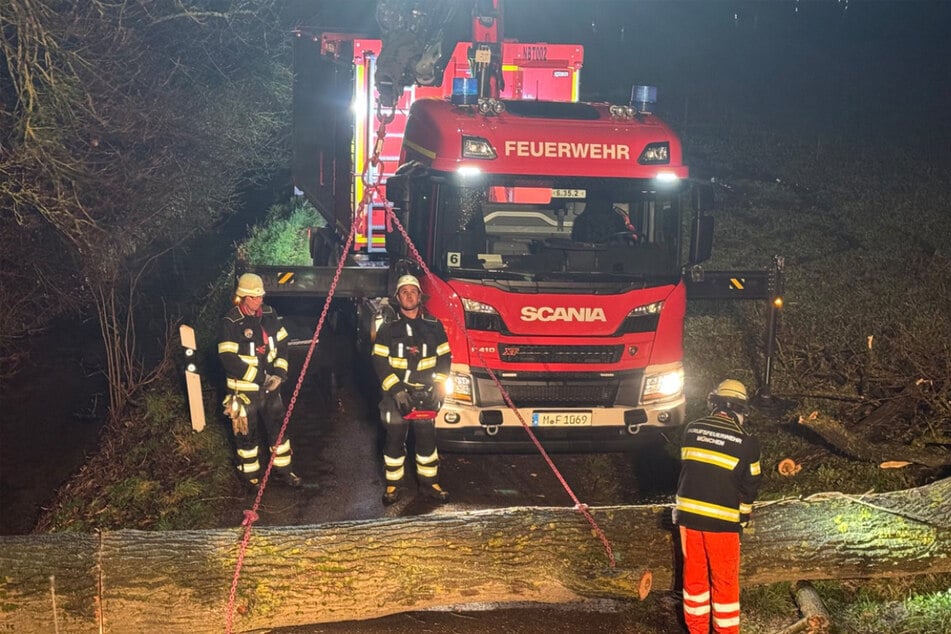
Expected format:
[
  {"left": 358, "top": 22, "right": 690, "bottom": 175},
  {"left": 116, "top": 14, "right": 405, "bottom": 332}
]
[
  {"left": 372, "top": 311, "right": 450, "bottom": 395},
  {"left": 673, "top": 412, "right": 762, "bottom": 533},
  {"left": 218, "top": 304, "right": 289, "bottom": 393}
]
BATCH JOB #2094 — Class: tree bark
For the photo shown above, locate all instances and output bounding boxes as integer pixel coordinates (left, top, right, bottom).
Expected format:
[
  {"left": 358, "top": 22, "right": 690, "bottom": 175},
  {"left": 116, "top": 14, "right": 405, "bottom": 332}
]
[{"left": 2, "top": 478, "right": 949, "bottom": 633}]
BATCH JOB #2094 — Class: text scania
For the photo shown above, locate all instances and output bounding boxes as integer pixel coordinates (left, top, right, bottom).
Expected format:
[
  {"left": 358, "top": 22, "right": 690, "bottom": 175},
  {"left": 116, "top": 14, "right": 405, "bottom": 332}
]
[
  {"left": 521, "top": 306, "right": 607, "bottom": 322},
  {"left": 505, "top": 140, "right": 631, "bottom": 160}
]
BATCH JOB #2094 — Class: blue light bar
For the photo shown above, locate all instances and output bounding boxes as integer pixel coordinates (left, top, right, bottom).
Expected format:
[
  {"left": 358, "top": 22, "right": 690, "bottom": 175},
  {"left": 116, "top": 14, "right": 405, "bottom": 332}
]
[
  {"left": 452, "top": 78, "right": 478, "bottom": 105},
  {"left": 631, "top": 85, "right": 658, "bottom": 114}
]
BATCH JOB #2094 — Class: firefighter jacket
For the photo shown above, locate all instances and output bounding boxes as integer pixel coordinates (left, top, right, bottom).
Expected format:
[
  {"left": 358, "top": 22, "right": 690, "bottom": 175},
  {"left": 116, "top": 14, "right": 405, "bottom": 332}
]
[
  {"left": 218, "top": 304, "right": 290, "bottom": 394},
  {"left": 673, "top": 411, "right": 762, "bottom": 533},
  {"left": 372, "top": 310, "right": 451, "bottom": 399}
]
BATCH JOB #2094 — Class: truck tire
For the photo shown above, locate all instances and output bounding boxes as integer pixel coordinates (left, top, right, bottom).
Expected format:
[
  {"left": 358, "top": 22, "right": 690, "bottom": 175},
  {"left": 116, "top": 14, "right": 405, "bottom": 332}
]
[{"left": 309, "top": 227, "right": 335, "bottom": 266}]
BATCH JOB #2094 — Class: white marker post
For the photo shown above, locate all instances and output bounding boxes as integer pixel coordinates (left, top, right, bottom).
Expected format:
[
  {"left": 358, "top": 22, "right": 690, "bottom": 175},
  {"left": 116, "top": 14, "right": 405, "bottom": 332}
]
[{"left": 179, "top": 324, "right": 206, "bottom": 432}]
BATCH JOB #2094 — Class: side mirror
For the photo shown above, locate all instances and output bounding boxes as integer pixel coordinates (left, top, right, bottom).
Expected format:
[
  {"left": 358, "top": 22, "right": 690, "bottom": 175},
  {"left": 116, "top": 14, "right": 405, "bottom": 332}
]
[
  {"left": 386, "top": 174, "right": 409, "bottom": 205},
  {"left": 688, "top": 183, "right": 715, "bottom": 264},
  {"left": 691, "top": 183, "right": 715, "bottom": 213},
  {"left": 689, "top": 214, "right": 714, "bottom": 265},
  {"left": 385, "top": 214, "right": 407, "bottom": 258}
]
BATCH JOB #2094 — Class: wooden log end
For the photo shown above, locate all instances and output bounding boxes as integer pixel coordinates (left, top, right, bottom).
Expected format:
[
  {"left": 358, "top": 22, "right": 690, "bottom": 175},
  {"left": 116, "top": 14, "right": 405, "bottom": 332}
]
[
  {"left": 778, "top": 458, "right": 803, "bottom": 477},
  {"left": 638, "top": 570, "right": 652, "bottom": 601},
  {"left": 806, "top": 613, "right": 831, "bottom": 632}
]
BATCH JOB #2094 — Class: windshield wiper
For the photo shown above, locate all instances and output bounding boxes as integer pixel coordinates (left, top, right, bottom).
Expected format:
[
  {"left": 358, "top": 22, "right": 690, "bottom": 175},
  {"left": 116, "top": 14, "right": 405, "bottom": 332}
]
[
  {"left": 534, "top": 270, "right": 647, "bottom": 282},
  {"left": 450, "top": 267, "right": 536, "bottom": 281}
]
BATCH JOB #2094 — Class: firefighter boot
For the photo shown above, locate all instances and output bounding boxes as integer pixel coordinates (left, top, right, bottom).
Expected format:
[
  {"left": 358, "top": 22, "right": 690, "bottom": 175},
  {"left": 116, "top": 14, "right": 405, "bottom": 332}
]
[
  {"left": 383, "top": 485, "right": 405, "bottom": 505},
  {"left": 276, "top": 471, "right": 303, "bottom": 487},
  {"left": 421, "top": 482, "right": 450, "bottom": 502}
]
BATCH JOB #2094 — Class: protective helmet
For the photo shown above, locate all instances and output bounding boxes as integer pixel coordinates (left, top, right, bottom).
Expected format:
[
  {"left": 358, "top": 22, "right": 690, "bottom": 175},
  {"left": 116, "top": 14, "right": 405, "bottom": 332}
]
[
  {"left": 708, "top": 379, "right": 749, "bottom": 414},
  {"left": 235, "top": 273, "right": 265, "bottom": 298},
  {"left": 395, "top": 274, "right": 421, "bottom": 292}
]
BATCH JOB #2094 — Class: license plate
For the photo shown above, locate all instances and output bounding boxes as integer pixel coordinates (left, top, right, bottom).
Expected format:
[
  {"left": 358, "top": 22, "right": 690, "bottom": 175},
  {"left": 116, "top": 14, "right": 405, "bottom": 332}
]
[{"left": 531, "top": 411, "right": 592, "bottom": 427}]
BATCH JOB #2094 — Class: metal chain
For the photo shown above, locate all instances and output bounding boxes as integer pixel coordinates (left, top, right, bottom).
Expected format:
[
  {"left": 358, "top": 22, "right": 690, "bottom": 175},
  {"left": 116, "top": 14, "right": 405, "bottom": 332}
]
[{"left": 225, "top": 109, "right": 393, "bottom": 634}]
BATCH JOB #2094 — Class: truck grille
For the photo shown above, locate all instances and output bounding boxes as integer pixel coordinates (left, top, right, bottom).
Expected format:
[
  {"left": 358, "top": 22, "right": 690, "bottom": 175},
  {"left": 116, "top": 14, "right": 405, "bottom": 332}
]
[
  {"left": 498, "top": 344, "right": 623, "bottom": 364},
  {"left": 488, "top": 380, "right": 620, "bottom": 408}
]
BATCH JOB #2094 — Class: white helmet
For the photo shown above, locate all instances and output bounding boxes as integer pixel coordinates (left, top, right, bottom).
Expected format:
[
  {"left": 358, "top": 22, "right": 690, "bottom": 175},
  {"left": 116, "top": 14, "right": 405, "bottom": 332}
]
[
  {"left": 396, "top": 274, "right": 421, "bottom": 291},
  {"left": 235, "top": 273, "right": 265, "bottom": 298},
  {"left": 708, "top": 379, "right": 749, "bottom": 415}
]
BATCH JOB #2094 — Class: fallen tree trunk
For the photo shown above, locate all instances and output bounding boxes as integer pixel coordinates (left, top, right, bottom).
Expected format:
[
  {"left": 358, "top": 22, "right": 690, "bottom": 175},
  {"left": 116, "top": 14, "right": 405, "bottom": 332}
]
[
  {"left": 795, "top": 410, "right": 951, "bottom": 467},
  {"left": 2, "top": 477, "right": 949, "bottom": 633}
]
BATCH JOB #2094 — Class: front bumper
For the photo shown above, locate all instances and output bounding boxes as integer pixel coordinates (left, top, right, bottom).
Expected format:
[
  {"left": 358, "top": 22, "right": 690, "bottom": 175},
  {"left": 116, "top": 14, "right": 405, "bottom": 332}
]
[{"left": 435, "top": 401, "right": 685, "bottom": 453}]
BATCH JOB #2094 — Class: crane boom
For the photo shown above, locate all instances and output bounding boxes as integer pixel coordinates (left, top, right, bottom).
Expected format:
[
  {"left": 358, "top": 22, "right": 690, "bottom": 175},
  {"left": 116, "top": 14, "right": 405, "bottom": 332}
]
[{"left": 375, "top": 0, "right": 503, "bottom": 107}]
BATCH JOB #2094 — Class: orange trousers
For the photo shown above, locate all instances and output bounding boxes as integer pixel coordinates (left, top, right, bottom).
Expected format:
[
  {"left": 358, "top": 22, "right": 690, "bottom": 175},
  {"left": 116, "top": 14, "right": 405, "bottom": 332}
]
[{"left": 680, "top": 526, "right": 741, "bottom": 634}]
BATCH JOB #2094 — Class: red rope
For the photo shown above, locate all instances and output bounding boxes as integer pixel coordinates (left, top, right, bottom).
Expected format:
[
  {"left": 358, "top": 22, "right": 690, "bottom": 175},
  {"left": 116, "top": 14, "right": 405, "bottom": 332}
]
[
  {"left": 382, "top": 209, "right": 616, "bottom": 568},
  {"left": 226, "top": 106, "right": 616, "bottom": 629}
]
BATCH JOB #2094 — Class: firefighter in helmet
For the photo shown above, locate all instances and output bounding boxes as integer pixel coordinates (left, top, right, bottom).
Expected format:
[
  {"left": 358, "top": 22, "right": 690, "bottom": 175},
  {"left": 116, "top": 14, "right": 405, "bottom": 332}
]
[
  {"left": 372, "top": 274, "right": 452, "bottom": 504},
  {"left": 673, "top": 379, "right": 762, "bottom": 634},
  {"left": 218, "top": 273, "right": 302, "bottom": 489}
]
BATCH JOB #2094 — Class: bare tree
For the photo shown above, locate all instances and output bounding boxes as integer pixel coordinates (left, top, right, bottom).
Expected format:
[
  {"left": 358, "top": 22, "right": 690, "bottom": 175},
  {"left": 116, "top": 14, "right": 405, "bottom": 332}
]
[{"left": 0, "top": 0, "right": 290, "bottom": 418}]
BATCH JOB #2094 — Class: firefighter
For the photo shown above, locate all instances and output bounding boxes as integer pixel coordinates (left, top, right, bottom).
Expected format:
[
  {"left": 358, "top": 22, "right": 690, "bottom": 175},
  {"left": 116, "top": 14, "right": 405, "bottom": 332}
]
[
  {"left": 570, "top": 190, "right": 629, "bottom": 243},
  {"left": 673, "top": 379, "right": 762, "bottom": 634},
  {"left": 372, "top": 274, "right": 452, "bottom": 504},
  {"left": 218, "top": 273, "right": 302, "bottom": 490}
]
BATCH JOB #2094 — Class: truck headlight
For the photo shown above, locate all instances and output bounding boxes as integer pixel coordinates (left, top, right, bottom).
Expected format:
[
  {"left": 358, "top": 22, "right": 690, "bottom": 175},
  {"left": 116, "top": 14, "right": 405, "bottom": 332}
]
[
  {"left": 462, "top": 135, "right": 497, "bottom": 159},
  {"left": 642, "top": 367, "right": 684, "bottom": 403},
  {"left": 461, "top": 297, "right": 498, "bottom": 314},
  {"left": 461, "top": 297, "right": 506, "bottom": 332},
  {"left": 617, "top": 301, "right": 663, "bottom": 334},
  {"left": 638, "top": 142, "right": 670, "bottom": 165},
  {"left": 445, "top": 372, "right": 473, "bottom": 403},
  {"left": 629, "top": 301, "right": 663, "bottom": 317}
]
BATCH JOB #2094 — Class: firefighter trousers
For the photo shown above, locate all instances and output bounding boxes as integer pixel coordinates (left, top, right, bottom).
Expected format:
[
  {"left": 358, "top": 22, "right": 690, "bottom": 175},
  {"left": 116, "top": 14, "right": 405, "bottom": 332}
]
[
  {"left": 680, "top": 526, "right": 741, "bottom": 634},
  {"left": 380, "top": 397, "right": 439, "bottom": 487},
  {"left": 233, "top": 390, "right": 294, "bottom": 483}
]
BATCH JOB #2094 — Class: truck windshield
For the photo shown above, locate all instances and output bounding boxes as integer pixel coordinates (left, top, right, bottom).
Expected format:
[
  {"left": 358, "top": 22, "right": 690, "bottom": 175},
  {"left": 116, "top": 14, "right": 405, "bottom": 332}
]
[{"left": 432, "top": 177, "right": 682, "bottom": 282}]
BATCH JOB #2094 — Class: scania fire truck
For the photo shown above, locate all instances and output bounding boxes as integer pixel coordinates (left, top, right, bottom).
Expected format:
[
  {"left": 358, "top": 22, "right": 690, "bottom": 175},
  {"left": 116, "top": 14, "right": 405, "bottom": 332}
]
[
  {"left": 386, "top": 98, "right": 695, "bottom": 450},
  {"left": 257, "top": 0, "right": 781, "bottom": 452}
]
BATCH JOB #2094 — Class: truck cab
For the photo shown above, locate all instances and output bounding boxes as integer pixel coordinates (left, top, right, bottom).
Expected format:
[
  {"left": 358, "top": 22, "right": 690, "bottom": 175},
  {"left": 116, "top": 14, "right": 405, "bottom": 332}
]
[{"left": 384, "top": 97, "right": 703, "bottom": 451}]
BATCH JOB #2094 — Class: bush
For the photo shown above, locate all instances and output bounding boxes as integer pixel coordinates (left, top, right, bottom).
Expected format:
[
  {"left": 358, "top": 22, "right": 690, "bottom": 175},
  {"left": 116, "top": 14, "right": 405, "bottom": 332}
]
[{"left": 241, "top": 200, "right": 324, "bottom": 266}]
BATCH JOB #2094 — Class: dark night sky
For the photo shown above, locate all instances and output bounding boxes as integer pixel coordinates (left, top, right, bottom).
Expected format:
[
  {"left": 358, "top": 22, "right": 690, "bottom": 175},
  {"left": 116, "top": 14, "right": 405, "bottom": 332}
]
[{"left": 290, "top": 0, "right": 951, "bottom": 139}]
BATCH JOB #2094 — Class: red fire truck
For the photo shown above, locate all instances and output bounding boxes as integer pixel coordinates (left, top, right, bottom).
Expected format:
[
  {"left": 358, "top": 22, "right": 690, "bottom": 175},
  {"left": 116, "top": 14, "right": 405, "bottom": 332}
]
[
  {"left": 258, "top": 1, "right": 782, "bottom": 452},
  {"left": 292, "top": 30, "right": 583, "bottom": 258}
]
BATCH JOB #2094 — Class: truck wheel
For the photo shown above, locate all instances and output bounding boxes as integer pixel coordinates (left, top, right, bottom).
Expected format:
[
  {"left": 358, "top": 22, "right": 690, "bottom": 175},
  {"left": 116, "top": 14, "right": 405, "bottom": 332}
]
[{"left": 309, "top": 227, "right": 334, "bottom": 265}]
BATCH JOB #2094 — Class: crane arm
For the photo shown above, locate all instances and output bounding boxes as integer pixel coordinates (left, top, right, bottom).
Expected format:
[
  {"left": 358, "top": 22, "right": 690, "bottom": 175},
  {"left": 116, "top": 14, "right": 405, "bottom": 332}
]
[{"left": 375, "top": 0, "right": 503, "bottom": 107}]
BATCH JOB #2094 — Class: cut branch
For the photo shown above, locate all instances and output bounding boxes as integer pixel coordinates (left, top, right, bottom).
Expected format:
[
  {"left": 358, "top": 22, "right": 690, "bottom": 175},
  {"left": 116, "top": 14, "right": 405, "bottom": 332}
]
[{"left": 795, "top": 409, "right": 951, "bottom": 468}]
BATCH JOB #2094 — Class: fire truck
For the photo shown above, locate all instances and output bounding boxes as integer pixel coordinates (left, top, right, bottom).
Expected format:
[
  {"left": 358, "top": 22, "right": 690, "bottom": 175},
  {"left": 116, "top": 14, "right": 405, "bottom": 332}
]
[{"left": 256, "top": 0, "right": 782, "bottom": 452}]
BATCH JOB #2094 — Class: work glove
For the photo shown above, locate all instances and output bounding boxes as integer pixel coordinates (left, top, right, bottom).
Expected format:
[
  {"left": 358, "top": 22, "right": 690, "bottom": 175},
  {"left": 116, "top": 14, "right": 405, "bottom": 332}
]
[
  {"left": 263, "top": 374, "right": 283, "bottom": 393},
  {"left": 740, "top": 511, "right": 752, "bottom": 529},
  {"left": 222, "top": 393, "right": 250, "bottom": 436},
  {"left": 416, "top": 386, "right": 442, "bottom": 412},
  {"left": 393, "top": 389, "right": 414, "bottom": 416}
]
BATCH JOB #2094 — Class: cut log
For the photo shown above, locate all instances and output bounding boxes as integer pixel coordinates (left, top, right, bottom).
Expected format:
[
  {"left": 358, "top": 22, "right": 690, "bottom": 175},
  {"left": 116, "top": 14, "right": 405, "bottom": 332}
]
[
  {"left": 777, "top": 457, "right": 803, "bottom": 476},
  {"left": 792, "top": 580, "right": 831, "bottom": 633},
  {"left": 1, "top": 478, "right": 949, "bottom": 633},
  {"left": 776, "top": 449, "right": 829, "bottom": 476},
  {"left": 795, "top": 410, "right": 950, "bottom": 468}
]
